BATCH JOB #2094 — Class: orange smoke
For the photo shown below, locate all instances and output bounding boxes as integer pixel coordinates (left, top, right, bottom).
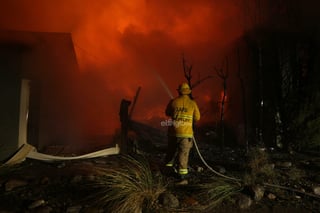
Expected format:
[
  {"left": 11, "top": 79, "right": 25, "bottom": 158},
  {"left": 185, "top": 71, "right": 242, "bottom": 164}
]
[{"left": 0, "top": 0, "right": 245, "bottom": 136}]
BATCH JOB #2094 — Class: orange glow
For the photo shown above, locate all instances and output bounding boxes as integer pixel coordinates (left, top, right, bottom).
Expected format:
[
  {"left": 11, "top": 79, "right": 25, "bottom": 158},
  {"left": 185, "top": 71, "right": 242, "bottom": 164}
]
[
  {"left": 220, "top": 90, "right": 228, "bottom": 103},
  {"left": 0, "top": 0, "right": 244, "bottom": 136}
]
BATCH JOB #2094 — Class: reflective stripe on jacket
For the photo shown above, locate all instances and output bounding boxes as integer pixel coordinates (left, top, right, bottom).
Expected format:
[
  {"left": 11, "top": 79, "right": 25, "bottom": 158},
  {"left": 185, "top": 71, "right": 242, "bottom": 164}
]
[{"left": 166, "top": 95, "right": 200, "bottom": 138}]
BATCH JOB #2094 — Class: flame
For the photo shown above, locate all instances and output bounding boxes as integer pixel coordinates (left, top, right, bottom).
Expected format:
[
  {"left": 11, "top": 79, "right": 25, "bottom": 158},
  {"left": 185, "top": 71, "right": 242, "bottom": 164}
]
[
  {"left": 0, "top": 0, "right": 244, "bottom": 136},
  {"left": 220, "top": 90, "right": 227, "bottom": 103}
]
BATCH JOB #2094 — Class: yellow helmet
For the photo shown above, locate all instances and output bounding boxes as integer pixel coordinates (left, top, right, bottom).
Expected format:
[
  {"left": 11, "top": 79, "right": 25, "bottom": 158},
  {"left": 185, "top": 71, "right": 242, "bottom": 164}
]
[{"left": 178, "top": 82, "right": 191, "bottom": 95}]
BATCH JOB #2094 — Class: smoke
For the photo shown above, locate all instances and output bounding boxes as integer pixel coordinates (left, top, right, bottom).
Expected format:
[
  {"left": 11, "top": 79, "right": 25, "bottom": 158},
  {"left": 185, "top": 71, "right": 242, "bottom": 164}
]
[{"left": 0, "top": 0, "right": 245, "bottom": 136}]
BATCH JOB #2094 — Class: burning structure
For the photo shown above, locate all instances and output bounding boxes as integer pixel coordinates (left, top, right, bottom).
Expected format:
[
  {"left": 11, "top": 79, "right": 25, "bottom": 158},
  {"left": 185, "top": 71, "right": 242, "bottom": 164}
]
[{"left": 0, "top": 30, "right": 92, "bottom": 162}]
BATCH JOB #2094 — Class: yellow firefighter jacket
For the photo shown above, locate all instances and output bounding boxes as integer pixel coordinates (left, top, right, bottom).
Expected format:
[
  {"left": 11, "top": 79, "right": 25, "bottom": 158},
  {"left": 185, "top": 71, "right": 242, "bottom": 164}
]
[{"left": 165, "top": 95, "right": 200, "bottom": 138}]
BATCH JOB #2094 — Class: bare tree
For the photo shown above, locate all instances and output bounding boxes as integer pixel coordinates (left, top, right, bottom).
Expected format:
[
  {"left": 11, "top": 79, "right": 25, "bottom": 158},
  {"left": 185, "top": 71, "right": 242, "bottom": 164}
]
[
  {"left": 182, "top": 54, "right": 214, "bottom": 97},
  {"left": 182, "top": 54, "right": 193, "bottom": 88},
  {"left": 215, "top": 57, "right": 229, "bottom": 149},
  {"left": 237, "top": 48, "right": 249, "bottom": 152}
]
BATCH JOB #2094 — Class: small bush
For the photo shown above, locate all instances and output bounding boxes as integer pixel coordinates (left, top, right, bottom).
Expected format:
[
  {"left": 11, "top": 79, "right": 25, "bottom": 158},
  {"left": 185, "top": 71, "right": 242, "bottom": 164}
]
[
  {"left": 87, "top": 155, "right": 166, "bottom": 213},
  {"left": 244, "top": 147, "right": 276, "bottom": 185}
]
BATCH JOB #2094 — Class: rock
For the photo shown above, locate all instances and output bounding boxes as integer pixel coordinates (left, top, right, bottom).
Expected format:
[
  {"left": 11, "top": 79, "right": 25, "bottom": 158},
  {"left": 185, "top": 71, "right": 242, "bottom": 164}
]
[
  {"left": 57, "top": 162, "right": 66, "bottom": 168},
  {"left": 249, "top": 185, "right": 265, "bottom": 201},
  {"left": 311, "top": 161, "right": 320, "bottom": 169},
  {"left": 312, "top": 186, "right": 320, "bottom": 195},
  {"left": 237, "top": 194, "right": 253, "bottom": 209},
  {"left": 267, "top": 193, "right": 276, "bottom": 200},
  {"left": 196, "top": 166, "right": 204, "bottom": 172},
  {"left": 71, "top": 175, "right": 83, "bottom": 183},
  {"left": 94, "top": 159, "right": 107, "bottom": 165},
  {"left": 314, "top": 175, "right": 320, "bottom": 183},
  {"left": 158, "top": 192, "right": 179, "bottom": 208},
  {"left": 182, "top": 196, "right": 199, "bottom": 206},
  {"left": 40, "top": 176, "right": 50, "bottom": 185},
  {"left": 81, "top": 206, "right": 104, "bottom": 213},
  {"left": 84, "top": 175, "right": 96, "bottom": 182},
  {"left": 66, "top": 205, "right": 82, "bottom": 213},
  {"left": 32, "top": 206, "right": 53, "bottom": 213},
  {"left": 4, "top": 179, "right": 28, "bottom": 191},
  {"left": 269, "top": 163, "right": 275, "bottom": 169},
  {"left": 276, "top": 161, "right": 292, "bottom": 168},
  {"left": 216, "top": 166, "right": 226, "bottom": 174},
  {"left": 28, "top": 199, "right": 46, "bottom": 209},
  {"left": 283, "top": 161, "right": 292, "bottom": 167}
]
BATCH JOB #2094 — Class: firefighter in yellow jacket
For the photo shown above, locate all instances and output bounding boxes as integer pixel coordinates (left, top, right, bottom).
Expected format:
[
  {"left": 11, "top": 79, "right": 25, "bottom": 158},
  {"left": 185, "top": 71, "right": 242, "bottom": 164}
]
[{"left": 164, "top": 82, "right": 200, "bottom": 184}]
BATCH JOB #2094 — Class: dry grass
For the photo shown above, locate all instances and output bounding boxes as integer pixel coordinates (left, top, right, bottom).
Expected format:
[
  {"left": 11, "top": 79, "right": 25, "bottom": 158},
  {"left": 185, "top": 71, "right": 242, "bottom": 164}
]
[
  {"left": 186, "top": 177, "right": 242, "bottom": 211},
  {"left": 244, "top": 147, "right": 276, "bottom": 185},
  {"left": 87, "top": 154, "right": 166, "bottom": 213}
]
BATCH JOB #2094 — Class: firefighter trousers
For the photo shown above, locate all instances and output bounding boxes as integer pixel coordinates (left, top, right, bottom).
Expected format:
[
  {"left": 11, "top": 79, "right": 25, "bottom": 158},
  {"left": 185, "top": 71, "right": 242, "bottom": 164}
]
[{"left": 165, "top": 136, "right": 193, "bottom": 176}]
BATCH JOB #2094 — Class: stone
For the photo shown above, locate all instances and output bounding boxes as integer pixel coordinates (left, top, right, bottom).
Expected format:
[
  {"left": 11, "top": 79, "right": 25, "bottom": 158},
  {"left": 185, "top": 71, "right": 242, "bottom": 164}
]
[
  {"left": 267, "top": 193, "right": 276, "bottom": 200},
  {"left": 5, "top": 179, "right": 28, "bottom": 191},
  {"left": 196, "top": 166, "right": 204, "bottom": 172},
  {"left": 314, "top": 175, "right": 320, "bottom": 183},
  {"left": 40, "top": 176, "right": 50, "bottom": 185},
  {"left": 32, "top": 206, "right": 53, "bottom": 213},
  {"left": 312, "top": 186, "right": 320, "bottom": 195},
  {"left": 175, "top": 179, "right": 188, "bottom": 185},
  {"left": 237, "top": 194, "right": 253, "bottom": 209},
  {"left": 28, "top": 199, "right": 46, "bottom": 209},
  {"left": 85, "top": 175, "right": 96, "bottom": 182},
  {"left": 66, "top": 205, "right": 82, "bottom": 213},
  {"left": 278, "top": 161, "right": 292, "bottom": 168},
  {"left": 57, "top": 162, "right": 66, "bottom": 168},
  {"left": 158, "top": 192, "right": 179, "bottom": 208},
  {"left": 182, "top": 196, "right": 199, "bottom": 206},
  {"left": 71, "top": 175, "right": 83, "bottom": 183},
  {"left": 249, "top": 185, "right": 265, "bottom": 201},
  {"left": 215, "top": 166, "right": 226, "bottom": 174}
]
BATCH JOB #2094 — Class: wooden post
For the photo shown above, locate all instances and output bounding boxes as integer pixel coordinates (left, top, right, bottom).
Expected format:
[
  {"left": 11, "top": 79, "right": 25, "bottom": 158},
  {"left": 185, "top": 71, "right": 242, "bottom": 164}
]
[{"left": 119, "top": 99, "right": 131, "bottom": 154}]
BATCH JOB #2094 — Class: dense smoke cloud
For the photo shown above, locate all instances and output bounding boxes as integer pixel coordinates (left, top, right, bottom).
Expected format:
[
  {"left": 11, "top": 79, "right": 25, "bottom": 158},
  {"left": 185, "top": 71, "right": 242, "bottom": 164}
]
[{"left": 0, "top": 0, "right": 245, "bottom": 135}]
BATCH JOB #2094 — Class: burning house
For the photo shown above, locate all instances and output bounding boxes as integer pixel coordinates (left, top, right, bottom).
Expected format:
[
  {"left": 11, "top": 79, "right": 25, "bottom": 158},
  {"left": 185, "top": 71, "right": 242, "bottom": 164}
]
[{"left": 0, "top": 30, "right": 92, "bottom": 162}]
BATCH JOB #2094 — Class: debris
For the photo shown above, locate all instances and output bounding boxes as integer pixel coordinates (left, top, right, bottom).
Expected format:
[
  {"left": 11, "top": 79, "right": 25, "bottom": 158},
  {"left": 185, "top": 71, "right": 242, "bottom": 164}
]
[
  {"left": 158, "top": 192, "right": 179, "bottom": 208},
  {"left": 28, "top": 199, "right": 46, "bottom": 209},
  {"left": 267, "top": 193, "right": 276, "bottom": 200},
  {"left": 66, "top": 205, "right": 82, "bottom": 213},
  {"left": 5, "top": 179, "right": 28, "bottom": 191},
  {"left": 215, "top": 165, "right": 226, "bottom": 174},
  {"left": 277, "top": 161, "right": 292, "bottom": 168},
  {"left": 313, "top": 186, "right": 320, "bottom": 195},
  {"left": 237, "top": 194, "right": 253, "bottom": 209},
  {"left": 250, "top": 185, "right": 265, "bottom": 201},
  {"left": 196, "top": 166, "right": 204, "bottom": 172},
  {"left": 182, "top": 196, "right": 199, "bottom": 206},
  {"left": 175, "top": 179, "right": 188, "bottom": 186}
]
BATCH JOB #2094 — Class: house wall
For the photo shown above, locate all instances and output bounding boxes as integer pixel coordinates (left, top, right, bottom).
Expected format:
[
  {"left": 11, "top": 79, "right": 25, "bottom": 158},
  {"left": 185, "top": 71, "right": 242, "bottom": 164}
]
[
  {"left": 0, "top": 46, "right": 24, "bottom": 162},
  {"left": 20, "top": 32, "right": 82, "bottom": 151},
  {"left": 0, "top": 31, "right": 84, "bottom": 160}
]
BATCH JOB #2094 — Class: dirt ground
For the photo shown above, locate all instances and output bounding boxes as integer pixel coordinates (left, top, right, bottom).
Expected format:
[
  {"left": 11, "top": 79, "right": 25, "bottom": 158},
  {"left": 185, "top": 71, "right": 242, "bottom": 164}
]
[{"left": 0, "top": 146, "right": 320, "bottom": 212}]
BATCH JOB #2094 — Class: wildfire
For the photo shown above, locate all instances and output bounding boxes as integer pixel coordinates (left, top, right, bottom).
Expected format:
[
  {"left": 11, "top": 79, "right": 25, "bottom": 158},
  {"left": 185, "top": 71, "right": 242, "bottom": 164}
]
[{"left": 0, "top": 0, "right": 244, "bottom": 135}]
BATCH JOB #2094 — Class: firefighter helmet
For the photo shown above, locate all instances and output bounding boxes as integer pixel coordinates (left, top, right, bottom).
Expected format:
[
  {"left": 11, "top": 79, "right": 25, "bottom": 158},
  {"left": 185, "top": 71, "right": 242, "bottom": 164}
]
[{"left": 178, "top": 82, "right": 191, "bottom": 95}]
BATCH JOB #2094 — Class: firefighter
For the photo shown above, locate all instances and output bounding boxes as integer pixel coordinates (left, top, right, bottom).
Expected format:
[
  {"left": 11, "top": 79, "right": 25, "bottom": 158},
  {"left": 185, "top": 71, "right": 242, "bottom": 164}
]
[{"left": 164, "top": 82, "right": 200, "bottom": 185}]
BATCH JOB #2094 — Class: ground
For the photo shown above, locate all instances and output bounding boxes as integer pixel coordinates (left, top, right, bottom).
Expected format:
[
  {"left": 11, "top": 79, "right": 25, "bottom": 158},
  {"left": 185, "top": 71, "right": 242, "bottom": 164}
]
[{"left": 0, "top": 142, "right": 320, "bottom": 212}]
